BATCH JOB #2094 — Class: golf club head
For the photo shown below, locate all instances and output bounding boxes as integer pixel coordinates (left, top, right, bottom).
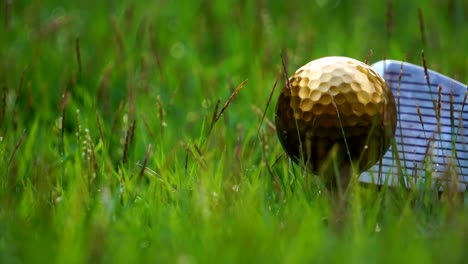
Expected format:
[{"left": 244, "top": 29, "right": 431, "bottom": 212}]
[{"left": 361, "top": 60, "right": 468, "bottom": 192}]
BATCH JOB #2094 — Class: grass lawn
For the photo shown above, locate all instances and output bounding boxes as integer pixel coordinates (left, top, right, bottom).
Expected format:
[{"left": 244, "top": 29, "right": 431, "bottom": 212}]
[{"left": 1, "top": 0, "right": 467, "bottom": 263}]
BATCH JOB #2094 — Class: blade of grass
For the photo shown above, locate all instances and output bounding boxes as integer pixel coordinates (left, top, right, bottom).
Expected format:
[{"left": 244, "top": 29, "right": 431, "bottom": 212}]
[{"left": 260, "top": 129, "right": 282, "bottom": 196}]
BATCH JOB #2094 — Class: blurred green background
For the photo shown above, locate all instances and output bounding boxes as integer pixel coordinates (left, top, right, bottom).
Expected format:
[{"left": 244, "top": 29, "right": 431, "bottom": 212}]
[{"left": 1, "top": 0, "right": 467, "bottom": 263}]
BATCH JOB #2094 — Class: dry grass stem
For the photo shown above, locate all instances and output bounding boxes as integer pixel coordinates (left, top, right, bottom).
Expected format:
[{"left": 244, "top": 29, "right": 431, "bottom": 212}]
[
  {"left": 416, "top": 104, "right": 428, "bottom": 141},
  {"left": 111, "top": 16, "right": 125, "bottom": 56},
  {"left": 149, "top": 24, "right": 164, "bottom": 80},
  {"left": 1, "top": 81, "right": 6, "bottom": 124},
  {"left": 364, "top": 49, "right": 373, "bottom": 65},
  {"left": 204, "top": 79, "right": 247, "bottom": 143},
  {"left": 418, "top": 8, "right": 426, "bottom": 46},
  {"left": 8, "top": 129, "right": 27, "bottom": 168},
  {"left": 421, "top": 50, "right": 431, "bottom": 89},
  {"left": 157, "top": 95, "right": 166, "bottom": 136},
  {"left": 76, "top": 37, "right": 82, "bottom": 79},
  {"left": 386, "top": 0, "right": 393, "bottom": 39},
  {"left": 110, "top": 101, "right": 124, "bottom": 137},
  {"left": 252, "top": 105, "right": 276, "bottom": 132},
  {"left": 436, "top": 85, "right": 443, "bottom": 129},
  {"left": 141, "top": 114, "right": 155, "bottom": 139},
  {"left": 15, "top": 66, "right": 27, "bottom": 105},
  {"left": 95, "top": 110, "right": 105, "bottom": 147},
  {"left": 215, "top": 79, "right": 247, "bottom": 123},
  {"left": 257, "top": 73, "right": 279, "bottom": 135},
  {"left": 183, "top": 142, "right": 207, "bottom": 169},
  {"left": 280, "top": 51, "right": 291, "bottom": 90},
  {"left": 138, "top": 144, "right": 153, "bottom": 180},
  {"left": 122, "top": 120, "right": 136, "bottom": 164}
]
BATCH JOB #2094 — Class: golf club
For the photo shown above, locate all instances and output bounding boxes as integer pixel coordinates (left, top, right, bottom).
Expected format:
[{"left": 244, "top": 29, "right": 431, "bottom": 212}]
[{"left": 361, "top": 60, "right": 468, "bottom": 192}]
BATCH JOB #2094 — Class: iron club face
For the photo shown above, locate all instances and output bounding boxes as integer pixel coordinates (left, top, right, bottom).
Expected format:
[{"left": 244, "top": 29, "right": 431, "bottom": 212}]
[{"left": 362, "top": 60, "right": 468, "bottom": 192}]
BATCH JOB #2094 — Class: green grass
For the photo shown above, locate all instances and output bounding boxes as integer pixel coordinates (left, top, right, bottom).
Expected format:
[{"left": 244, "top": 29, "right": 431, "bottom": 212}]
[{"left": 1, "top": 0, "right": 468, "bottom": 263}]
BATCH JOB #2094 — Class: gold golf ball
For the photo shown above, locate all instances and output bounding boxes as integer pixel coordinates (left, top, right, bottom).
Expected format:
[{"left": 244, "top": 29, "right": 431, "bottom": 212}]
[{"left": 275, "top": 56, "right": 396, "bottom": 184}]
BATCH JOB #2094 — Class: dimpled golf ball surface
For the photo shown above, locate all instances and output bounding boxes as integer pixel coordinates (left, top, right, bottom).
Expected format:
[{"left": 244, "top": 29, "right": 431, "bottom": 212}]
[{"left": 275, "top": 56, "right": 396, "bottom": 175}]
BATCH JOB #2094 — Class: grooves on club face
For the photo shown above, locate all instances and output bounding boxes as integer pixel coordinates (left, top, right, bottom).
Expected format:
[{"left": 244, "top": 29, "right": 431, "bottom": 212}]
[{"left": 361, "top": 60, "right": 468, "bottom": 192}]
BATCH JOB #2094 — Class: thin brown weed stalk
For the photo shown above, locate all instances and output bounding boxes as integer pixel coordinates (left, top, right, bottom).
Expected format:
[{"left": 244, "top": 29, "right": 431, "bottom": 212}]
[{"left": 202, "top": 79, "right": 247, "bottom": 147}]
